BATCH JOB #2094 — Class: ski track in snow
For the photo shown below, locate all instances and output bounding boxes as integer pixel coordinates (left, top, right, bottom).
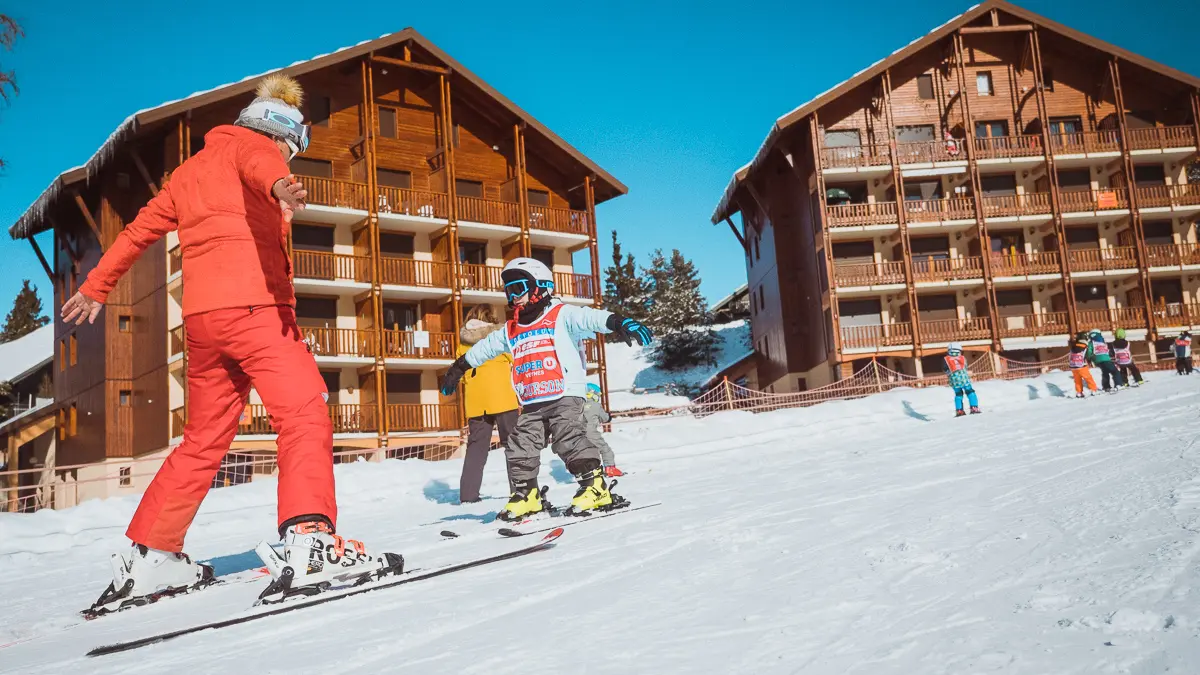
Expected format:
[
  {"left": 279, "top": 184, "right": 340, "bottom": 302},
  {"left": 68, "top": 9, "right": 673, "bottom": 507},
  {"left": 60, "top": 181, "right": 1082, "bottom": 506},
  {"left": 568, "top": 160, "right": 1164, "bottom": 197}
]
[{"left": 5, "top": 371, "right": 1200, "bottom": 672}]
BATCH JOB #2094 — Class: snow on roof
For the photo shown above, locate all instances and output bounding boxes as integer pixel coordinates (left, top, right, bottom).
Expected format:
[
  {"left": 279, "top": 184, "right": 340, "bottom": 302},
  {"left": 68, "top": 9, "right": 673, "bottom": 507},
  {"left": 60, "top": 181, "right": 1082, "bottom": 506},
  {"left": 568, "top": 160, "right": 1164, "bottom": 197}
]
[
  {"left": 0, "top": 324, "right": 54, "bottom": 384},
  {"left": 710, "top": 283, "right": 749, "bottom": 312}
]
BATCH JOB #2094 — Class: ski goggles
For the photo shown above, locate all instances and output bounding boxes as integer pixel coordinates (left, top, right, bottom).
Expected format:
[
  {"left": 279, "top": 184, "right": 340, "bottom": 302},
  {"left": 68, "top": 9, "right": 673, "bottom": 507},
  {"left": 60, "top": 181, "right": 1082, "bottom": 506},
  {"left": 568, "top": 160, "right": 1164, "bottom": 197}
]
[
  {"left": 260, "top": 108, "right": 311, "bottom": 156},
  {"left": 503, "top": 278, "right": 553, "bottom": 302}
]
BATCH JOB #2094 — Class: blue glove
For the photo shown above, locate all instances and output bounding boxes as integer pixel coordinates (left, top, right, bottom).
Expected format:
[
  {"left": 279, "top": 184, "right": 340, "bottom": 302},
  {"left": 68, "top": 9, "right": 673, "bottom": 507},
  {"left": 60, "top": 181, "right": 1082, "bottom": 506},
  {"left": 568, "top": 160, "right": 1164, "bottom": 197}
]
[{"left": 605, "top": 314, "right": 652, "bottom": 346}]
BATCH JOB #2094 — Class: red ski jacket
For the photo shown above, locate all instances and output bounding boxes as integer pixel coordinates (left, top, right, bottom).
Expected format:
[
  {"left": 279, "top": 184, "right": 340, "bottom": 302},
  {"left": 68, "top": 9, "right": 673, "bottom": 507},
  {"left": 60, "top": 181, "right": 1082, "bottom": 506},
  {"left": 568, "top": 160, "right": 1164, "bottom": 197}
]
[{"left": 80, "top": 125, "right": 294, "bottom": 317}]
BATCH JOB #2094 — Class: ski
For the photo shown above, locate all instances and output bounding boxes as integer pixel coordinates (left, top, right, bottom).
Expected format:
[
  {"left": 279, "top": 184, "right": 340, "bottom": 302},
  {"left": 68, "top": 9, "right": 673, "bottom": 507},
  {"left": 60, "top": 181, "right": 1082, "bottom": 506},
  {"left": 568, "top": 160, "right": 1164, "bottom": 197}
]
[
  {"left": 87, "top": 527, "right": 564, "bottom": 657},
  {"left": 497, "top": 502, "right": 662, "bottom": 537}
]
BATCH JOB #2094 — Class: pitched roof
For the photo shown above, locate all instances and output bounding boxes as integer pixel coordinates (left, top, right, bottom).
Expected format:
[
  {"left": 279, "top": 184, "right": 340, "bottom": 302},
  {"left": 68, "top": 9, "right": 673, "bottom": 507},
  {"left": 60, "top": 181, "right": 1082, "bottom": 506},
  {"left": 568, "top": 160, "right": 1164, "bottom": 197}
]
[
  {"left": 0, "top": 324, "right": 53, "bottom": 384},
  {"left": 711, "top": 0, "right": 1200, "bottom": 223},
  {"left": 10, "top": 29, "right": 626, "bottom": 240}
]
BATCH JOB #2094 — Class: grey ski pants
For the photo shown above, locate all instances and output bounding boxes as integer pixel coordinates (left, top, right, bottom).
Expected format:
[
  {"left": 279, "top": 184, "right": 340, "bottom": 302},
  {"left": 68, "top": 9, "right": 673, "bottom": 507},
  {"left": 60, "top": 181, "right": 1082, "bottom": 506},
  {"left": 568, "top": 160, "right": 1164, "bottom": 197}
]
[
  {"left": 505, "top": 396, "right": 600, "bottom": 485},
  {"left": 459, "top": 410, "right": 518, "bottom": 503},
  {"left": 583, "top": 401, "right": 615, "bottom": 466}
]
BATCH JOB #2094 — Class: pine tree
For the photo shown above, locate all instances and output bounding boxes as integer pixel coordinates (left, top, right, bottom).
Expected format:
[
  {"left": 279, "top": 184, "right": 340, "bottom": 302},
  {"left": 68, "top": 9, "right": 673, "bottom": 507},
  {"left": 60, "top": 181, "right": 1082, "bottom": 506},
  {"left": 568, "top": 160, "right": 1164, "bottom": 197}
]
[
  {"left": 602, "top": 230, "right": 649, "bottom": 322},
  {"left": 0, "top": 280, "right": 50, "bottom": 343},
  {"left": 0, "top": 380, "right": 11, "bottom": 419},
  {"left": 646, "top": 249, "right": 719, "bottom": 371},
  {"left": 1189, "top": 162, "right": 1200, "bottom": 184}
]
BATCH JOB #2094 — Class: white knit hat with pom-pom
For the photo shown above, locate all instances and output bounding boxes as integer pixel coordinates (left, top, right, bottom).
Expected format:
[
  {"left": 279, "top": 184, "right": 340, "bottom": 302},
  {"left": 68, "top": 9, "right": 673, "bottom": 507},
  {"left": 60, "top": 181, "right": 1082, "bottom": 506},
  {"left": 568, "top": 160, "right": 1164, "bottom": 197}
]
[{"left": 235, "top": 74, "right": 309, "bottom": 157}]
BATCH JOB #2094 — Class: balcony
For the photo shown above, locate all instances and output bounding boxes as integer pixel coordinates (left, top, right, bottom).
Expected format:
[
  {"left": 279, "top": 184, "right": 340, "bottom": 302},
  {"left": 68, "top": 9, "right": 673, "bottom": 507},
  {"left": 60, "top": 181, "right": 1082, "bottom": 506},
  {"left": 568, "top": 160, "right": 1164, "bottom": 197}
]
[
  {"left": 1059, "top": 188, "right": 1130, "bottom": 215},
  {"left": 1135, "top": 184, "right": 1200, "bottom": 211},
  {"left": 238, "top": 403, "right": 379, "bottom": 435},
  {"left": 1050, "top": 130, "right": 1122, "bottom": 156},
  {"left": 292, "top": 250, "right": 372, "bottom": 284},
  {"left": 1067, "top": 246, "right": 1138, "bottom": 273},
  {"left": 300, "top": 327, "right": 378, "bottom": 362},
  {"left": 821, "top": 143, "right": 892, "bottom": 172},
  {"left": 458, "top": 264, "right": 504, "bottom": 295},
  {"left": 169, "top": 326, "right": 185, "bottom": 361},
  {"left": 168, "top": 246, "right": 182, "bottom": 277},
  {"left": 911, "top": 256, "right": 983, "bottom": 283},
  {"left": 383, "top": 330, "right": 456, "bottom": 362},
  {"left": 457, "top": 195, "right": 521, "bottom": 228},
  {"left": 894, "top": 140, "right": 965, "bottom": 165},
  {"left": 990, "top": 251, "right": 1061, "bottom": 277},
  {"left": 171, "top": 407, "right": 185, "bottom": 439},
  {"left": 1126, "top": 125, "right": 1197, "bottom": 153},
  {"left": 554, "top": 272, "right": 595, "bottom": 301},
  {"left": 298, "top": 177, "right": 372, "bottom": 223},
  {"left": 832, "top": 260, "right": 906, "bottom": 287},
  {"left": 904, "top": 197, "right": 975, "bottom": 227},
  {"left": 998, "top": 311, "right": 1070, "bottom": 338},
  {"left": 1076, "top": 307, "right": 1146, "bottom": 331},
  {"left": 825, "top": 202, "right": 899, "bottom": 229},
  {"left": 1147, "top": 242, "right": 1200, "bottom": 268},
  {"left": 973, "top": 135, "right": 1044, "bottom": 161},
  {"left": 376, "top": 186, "right": 450, "bottom": 220},
  {"left": 379, "top": 257, "right": 452, "bottom": 294},
  {"left": 919, "top": 316, "right": 991, "bottom": 343},
  {"left": 981, "top": 193, "right": 1052, "bottom": 219},
  {"left": 1152, "top": 303, "right": 1200, "bottom": 329},
  {"left": 529, "top": 204, "right": 590, "bottom": 236},
  {"left": 582, "top": 339, "right": 600, "bottom": 365},
  {"left": 840, "top": 323, "right": 913, "bottom": 350},
  {"left": 386, "top": 403, "right": 460, "bottom": 432}
]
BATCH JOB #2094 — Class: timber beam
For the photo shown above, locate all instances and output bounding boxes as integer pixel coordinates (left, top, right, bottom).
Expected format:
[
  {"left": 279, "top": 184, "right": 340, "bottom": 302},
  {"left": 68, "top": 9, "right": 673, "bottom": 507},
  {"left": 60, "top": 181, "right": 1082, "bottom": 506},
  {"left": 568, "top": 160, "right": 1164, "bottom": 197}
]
[
  {"left": 959, "top": 24, "right": 1033, "bottom": 34},
  {"left": 723, "top": 217, "right": 747, "bottom": 252},
  {"left": 71, "top": 191, "right": 104, "bottom": 249},
  {"left": 28, "top": 237, "right": 53, "bottom": 281},
  {"left": 128, "top": 150, "right": 159, "bottom": 197},
  {"left": 370, "top": 54, "right": 450, "bottom": 76}
]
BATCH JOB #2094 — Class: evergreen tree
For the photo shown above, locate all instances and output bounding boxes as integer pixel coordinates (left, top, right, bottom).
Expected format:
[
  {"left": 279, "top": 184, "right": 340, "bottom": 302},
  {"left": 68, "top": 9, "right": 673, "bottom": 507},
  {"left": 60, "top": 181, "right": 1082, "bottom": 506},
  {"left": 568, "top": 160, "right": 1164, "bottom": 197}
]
[
  {"left": 0, "top": 380, "right": 11, "bottom": 419},
  {"left": 646, "top": 249, "right": 719, "bottom": 371},
  {"left": 602, "top": 230, "right": 649, "bottom": 322},
  {"left": 0, "top": 280, "right": 50, "bottom": 343},
  {"left": 1189, "top": 162, "right": 1200, "bottom": 184}
]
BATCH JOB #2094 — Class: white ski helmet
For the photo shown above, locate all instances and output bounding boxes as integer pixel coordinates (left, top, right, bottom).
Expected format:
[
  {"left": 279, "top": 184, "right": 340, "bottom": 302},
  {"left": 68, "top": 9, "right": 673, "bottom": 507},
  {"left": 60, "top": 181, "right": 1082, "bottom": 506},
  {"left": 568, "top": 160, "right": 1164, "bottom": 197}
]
[
  {"left": 946, "top": 342, "right": 963, "bottom": 356},
  {"left": 501, "top": 257, "right": 555, "bottom": 306}
]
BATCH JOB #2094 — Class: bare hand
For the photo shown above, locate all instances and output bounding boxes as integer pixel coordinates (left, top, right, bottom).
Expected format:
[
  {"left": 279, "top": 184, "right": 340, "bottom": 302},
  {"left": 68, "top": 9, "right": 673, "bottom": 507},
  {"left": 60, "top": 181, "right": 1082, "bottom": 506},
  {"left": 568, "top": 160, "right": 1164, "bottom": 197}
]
[
  {"left": 273, "top": 175, "right": 308, "bottom": 223},
  {"left": 62, "top": 291, "right": 104, "bottom": 326}
]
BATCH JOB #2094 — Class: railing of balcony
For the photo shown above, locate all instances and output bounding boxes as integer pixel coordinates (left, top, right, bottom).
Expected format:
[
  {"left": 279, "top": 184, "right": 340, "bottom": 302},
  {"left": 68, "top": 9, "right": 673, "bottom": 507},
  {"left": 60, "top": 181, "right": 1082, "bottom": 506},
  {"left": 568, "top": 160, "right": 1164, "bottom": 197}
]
[
  {"left": 582, "top": 339, "right": 599, "bottom": 363},
  {"left": 825, "top": 202, "right": 898, "bottom": 228},
  {"left": 1049, "top": 130, "right": 1122, "bottom": 155},
  {"left": 980, "top": 192, "right": 1052, "bottom": 217},
  {"left": 997, "top": 311, "right": 1071, "bottom": 338},
  {"left": 894, "top": 139, "right": 964, "bottom": 164},
  {"left": 1146, "top": 242, "right": 1200, "bottom": 267},
  {"left": 376, "top": 186, "right": 450, "bottom": 219},
  {"left": 386, "top": 403, "right": 461, "bottom": 432},
  {"left": 1126, "top": 125, "right": 1196, "bottom": 151},
  {"left": 1135, "top": 184, "right": 1200, "bottom": 209},
  {"left": 840, "top": 323, "right": 914, "bottom": 349},
  {"left": 382, "top": 330, "right": 456, "bottom": 359},
  {"left": 239, "top": 404, "right": 378, "bottom": 435},
  {"left": 832, "top": 260, "right": 906, "bottom": 286},
  {"left": 1152, "top": 303, "right": 1200, "bottom": 327},
  {"left": 379, "top": 257, "right": 452, "bottom": 288},
  {"left": 300, "top": 176, "right": 371, "bottom": 211},
  {"left": 989, "top": 251, "right": 1061, "bottom": 276},
  {"left": 529, "top": 204, "right": 589, "bottom": 235},
  {"left": 300, "top": 327, "right": 379, "bottom": 358},
  {"left": 821, "top": 143, "right": 892, "bottom": 169},
  {"left": 168, "top": 246, "right": 182, "bottom": 276},
  {"left": 911, "top": 256, "right": 983, "bottom": 282},
  {"left": 169, "top": 326, "right": 184, "bottom": 357},
  {"left": 1067, "top": 246, "right": 1138, "bottom": 272},
  {"left": 457, "top": 196, "right": 521, "bottom": 227},
  {"left": 458, "top": 264, "right": 504, "bottom": 292},
  {"left": 171, "top": 407, "right": 185, "bottom": 438},
  {"left": 554, "top": 272, "right": 595, "bottom": 298},
  {"left": 292, "top": 250, "right": 372, "bottom": 282},
  {"left": 1058, "top": 188, "right": 1130, "bottom": 212},
  {"left": 919, "top": 316, "right": 991, "bottom": 342},
  {"left": 1075, "top": 307, "right": 1146, "bottom": 330},
  {"left": 903, "top": 197, "right": 976, "bottom": 223},
  {"left": 973, "top": 135, "right": 1044, "bottom": 159}
]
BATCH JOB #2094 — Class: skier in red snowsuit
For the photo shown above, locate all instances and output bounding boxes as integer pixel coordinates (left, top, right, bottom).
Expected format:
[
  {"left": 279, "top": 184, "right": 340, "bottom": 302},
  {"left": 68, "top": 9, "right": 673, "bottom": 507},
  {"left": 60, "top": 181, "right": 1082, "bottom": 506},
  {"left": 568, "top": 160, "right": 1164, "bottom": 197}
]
[{"left": 66, "top": 75, "right": 401, "bottom": 615}]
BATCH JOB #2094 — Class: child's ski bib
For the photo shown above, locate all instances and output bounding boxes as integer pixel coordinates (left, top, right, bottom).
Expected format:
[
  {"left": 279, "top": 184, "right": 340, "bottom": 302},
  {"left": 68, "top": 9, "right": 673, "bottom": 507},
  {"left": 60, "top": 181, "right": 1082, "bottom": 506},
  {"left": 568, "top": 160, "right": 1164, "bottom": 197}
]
[
  {"left": 507, "top": 304, "right": 568, "bottom": 405},
  {"left": 1114, "top": 346, "right": 1133, "bottom": 365},
  {"left": 1092, "top": 341, "right": 1110, "bottom": 358},
  {"left": 1069, "top": 351, "right": 1087, "bottom": 369},
  {"left": 944, "top": 354, "right": 971, "bottom": 389}
]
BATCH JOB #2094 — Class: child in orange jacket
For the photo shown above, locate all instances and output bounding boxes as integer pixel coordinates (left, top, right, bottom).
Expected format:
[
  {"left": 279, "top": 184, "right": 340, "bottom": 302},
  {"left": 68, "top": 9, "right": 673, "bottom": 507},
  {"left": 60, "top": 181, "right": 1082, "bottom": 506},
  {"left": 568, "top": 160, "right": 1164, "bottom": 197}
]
[{"left": 1069, "top": 332, "right": 1098, "bottom": 398}]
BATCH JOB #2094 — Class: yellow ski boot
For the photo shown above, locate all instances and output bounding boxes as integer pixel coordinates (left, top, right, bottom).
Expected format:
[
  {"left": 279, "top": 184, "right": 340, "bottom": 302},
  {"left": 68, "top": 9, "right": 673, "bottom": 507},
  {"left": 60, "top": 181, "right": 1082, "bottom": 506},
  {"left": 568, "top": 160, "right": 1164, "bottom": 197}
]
[
  {"left": 568, "top": 469, "right": 614, "bottom": 515},
  {"left": 497, "top": 483, "right": 547, "bottom": 522}
]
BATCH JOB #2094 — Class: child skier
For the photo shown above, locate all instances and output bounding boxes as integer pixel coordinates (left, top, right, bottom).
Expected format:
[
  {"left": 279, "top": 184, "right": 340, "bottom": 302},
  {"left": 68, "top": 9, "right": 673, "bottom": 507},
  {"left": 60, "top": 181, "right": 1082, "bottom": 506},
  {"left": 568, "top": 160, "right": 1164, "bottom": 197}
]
[
  {"left": 1088, "top": 329, "right": 1121, "bottom": 392},
  {"left": 1109, "top": 328, "right": 1143, "bottom": 387},
  {"left": 63, "top": 75, "right": 401, "bottom": 614},
  {"left": 585, "top": 383, "right": 623, "bottom": 477},
  {"left": 1069, "top": 332, "right": 1099, "bottom": 398},
  {"left": 440, "top": 258, "right": 652, "bottom": 520},
  {"left": 1175, "top": 331, "right": 1193, "bottom": 375},
  {"left": 943, "top": 342, "right": 980, "bottom": 416}
]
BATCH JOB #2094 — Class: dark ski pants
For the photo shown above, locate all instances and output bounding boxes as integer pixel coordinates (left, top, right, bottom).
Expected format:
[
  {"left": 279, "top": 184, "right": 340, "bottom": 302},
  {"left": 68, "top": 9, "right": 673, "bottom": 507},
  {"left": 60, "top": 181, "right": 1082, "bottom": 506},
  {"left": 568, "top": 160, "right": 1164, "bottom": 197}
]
[
  {"left": 1177, "top": 357, "right": 1193, "bottom": 375},
  {"left": 1098, "top": 361, "right": 1120, "bottom": 391},
  {"left": 1118, "top": 362, "right": 1142, "bottom": 385},
  {"left": 505, "top": 396, "right": 601, "bottom": 486},
  {"left": 459, "top": 410, "right": 518, "bottom": 503}
]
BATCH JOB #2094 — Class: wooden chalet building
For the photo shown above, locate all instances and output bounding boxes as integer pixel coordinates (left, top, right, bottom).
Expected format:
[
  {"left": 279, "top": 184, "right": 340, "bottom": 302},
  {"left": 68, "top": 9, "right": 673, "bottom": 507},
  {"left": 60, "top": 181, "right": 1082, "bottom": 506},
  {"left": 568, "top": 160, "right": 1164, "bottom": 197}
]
[
  {"left": 712, "top": 0, "right": 1200, "bottom": 392},
  {"left": 7, "top": 29, "right": 625, "bottom": 500}
]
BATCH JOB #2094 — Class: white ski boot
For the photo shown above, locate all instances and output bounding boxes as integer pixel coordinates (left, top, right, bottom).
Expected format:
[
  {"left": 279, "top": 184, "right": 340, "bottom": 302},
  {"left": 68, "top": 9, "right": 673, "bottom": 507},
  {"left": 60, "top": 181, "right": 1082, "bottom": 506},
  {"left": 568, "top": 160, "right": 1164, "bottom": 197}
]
[
  {"left": 254, "top": 521, "right": 403, "bottom": 604},
  {"left": 85, "top": 545, "right": 215, "bottom": 618}
]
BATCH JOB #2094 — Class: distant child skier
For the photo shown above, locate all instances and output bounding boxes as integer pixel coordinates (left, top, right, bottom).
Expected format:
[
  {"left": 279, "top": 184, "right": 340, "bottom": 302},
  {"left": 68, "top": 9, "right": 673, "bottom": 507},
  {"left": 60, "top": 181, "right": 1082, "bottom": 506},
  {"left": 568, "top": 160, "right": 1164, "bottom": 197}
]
[
  {"left": 1175, "top": 331, "right": 1193, "bottom": 375},
  {"left": 585, "top": 383, "right": 623, "bottom": 477},
  {"left": 1109, "top": 328, "right": 1143, "bottom": 387},
  {"left": 440, "top": 258, "right": 652, "bottom": 520},
  {"left": 1088, "top": 329, "right": 1121, "bottom": 392},
  {"left": 943, "top": 342, "right": 980, "bottom": 416},
  {"left": 1070, "top": 331, "right": 1099, "bottom": 398}
]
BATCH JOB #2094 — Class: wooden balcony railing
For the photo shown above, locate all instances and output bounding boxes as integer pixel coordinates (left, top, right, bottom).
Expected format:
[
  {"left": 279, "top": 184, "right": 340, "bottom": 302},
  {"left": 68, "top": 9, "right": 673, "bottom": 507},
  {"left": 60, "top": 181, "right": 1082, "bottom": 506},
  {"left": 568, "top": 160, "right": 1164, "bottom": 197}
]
[
  {"left": 1135, "top": 184, "right": 1200, "bottom": 209},
  {"left": 376, "top": 187, "right": 450, "bottom": 219},
  {"left": 239, "top": 404, "right": 378, "bottom": 435},
  {"left": 171, "top": 407, "right": 185, "bottom": 438},
  {"left": 292, "top": 250, "right": 372, "bottom": 282},
  {"left": 379, "top": 257, "right": 452, "bottom": 288},
  {"left": 1146, "top": 243, "right": 1200, "bottom": 267},
  {"left": 911, "top": 256, "right": 983, "bottom": 282},
  {"left": 529, "top": 205, "right": 590, "bottom": 235},
  {"left": 382, "top": 330, "right": 456, "bottom": 359},
  {"left": 582, "top": 339, "right": 600, "bottom": 363},
  {"left": 997, "top": 311, "right": 1070, "bottom": 338},
  {"left": 1076, "top": 307, "right": 1146, "bottom": 330},
  {"left": 904, "top": 197, "right": 976, "bottom": 223},
  {"left": 168, "top": 246, "right": 182, "bottom": 276},
  {"left": 918, "top": 316, "right": 991, "bottom": 342},
  {"left": 989, "top": 250, "right": 1061, "bottom": 276},
  {"left": 458, "top": 264, "right": 504, "bottom": 292},
  {"left": 895, "top": 139, "right": 964, "bottom": 164},
  {"left": 1067, "top": 246, "right": 1138, "bottom": 272},
  {"left": 821, "top": 143, "right": 892, "bottom": 169},
  {"left": 299, "top": 176, "right": 371, "bottom": 211},
  {"left": 457, "top": 196, "right": 521, "bottom": 227},
  {"left": 973, "top": 135, "right": 1044, "bottom": 159},
  {"left": 1050, "top": 130, "right": 1122, "bottom": 155},
  {"left": 300, "top": 327, "right": 379, "bottom": 358},
  {"left": 825, "top": 202, "right": 898, "bottom": 228},
  {"left": 839, "top": 323, "right": 914, "bottom": 349},
  {"left": 832, "top": 260, "right": 906, "bottom": 286},
  {"left": 554, "top": 272, "right": 595, "bottom": 298},
  {"left": 1058, "top": 188, "right": 1130, "bottom": 212},
  {"left": 1152, "top": 303, "right": 1200, "bottom": 327},
  {"left": 1126, "top": 125, "right": 1197, "bottom": 151},
  {"left": 981, "top": 192, "right": 1052, "bottom": 217},
  {"left": 169, "top": 326, "right": 185, "bottom": 357},
  {"left": 386, "top": 403, "right": 461, "bottom": 432}
]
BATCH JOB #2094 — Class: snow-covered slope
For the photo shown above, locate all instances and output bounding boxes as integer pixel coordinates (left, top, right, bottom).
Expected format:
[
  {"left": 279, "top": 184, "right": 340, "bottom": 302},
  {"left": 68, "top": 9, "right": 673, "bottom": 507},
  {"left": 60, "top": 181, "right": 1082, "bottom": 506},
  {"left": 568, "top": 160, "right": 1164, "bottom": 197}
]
[
  {"left": 5, "top": 371, "right": 1200, "bottom": 673},
  {"left": 603, "top": 321, "right": 749, "bottom": 410}
]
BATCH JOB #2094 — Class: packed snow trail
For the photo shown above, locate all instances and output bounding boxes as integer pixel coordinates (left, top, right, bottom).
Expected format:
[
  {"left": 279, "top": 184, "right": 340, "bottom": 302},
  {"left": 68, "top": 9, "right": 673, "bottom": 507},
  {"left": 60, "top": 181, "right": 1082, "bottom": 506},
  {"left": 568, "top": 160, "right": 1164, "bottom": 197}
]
[{"left": 4, "top": 371, "right": 1200, "bottom": 673}]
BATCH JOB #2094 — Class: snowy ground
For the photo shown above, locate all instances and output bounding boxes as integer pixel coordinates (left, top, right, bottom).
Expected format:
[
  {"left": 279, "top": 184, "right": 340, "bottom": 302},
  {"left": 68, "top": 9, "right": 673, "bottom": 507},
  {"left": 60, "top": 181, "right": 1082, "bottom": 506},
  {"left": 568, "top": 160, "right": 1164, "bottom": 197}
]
[
  {"left": 5, "top": 370, "right": 1200, "bottom": 673},
  {"left": 603, "top": 321, "right": 749, "bottom": 410}
]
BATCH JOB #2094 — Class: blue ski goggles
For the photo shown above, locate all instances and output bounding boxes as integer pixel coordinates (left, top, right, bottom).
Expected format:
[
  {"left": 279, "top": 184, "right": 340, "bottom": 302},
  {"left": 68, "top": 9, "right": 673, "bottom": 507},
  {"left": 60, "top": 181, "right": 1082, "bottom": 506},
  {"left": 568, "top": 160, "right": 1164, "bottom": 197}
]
[
  {"left": 261, "top": 109, "right": 311, "bottom": 156},
  {"left": 503, "top": 278, "right": 553, "bottom": 302}
]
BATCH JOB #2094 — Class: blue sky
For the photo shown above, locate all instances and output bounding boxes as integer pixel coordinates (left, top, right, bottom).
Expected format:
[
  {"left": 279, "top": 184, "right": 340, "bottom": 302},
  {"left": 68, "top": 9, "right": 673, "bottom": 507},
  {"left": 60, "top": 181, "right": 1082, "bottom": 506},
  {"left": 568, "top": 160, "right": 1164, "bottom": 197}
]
[{"left": 1, "top": 0, "right": 1198, "bottom": 314}]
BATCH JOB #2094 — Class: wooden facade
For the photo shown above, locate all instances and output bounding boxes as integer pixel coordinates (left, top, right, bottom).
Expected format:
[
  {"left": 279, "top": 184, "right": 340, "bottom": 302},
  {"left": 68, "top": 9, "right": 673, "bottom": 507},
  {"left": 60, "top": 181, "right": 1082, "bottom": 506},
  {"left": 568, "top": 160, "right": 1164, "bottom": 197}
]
[
  {"left": 12, "top": 30, "right": 624, "bottom": 468},
  {"left": 714, "top": 0, "right": 1200, "bottom": 392}
]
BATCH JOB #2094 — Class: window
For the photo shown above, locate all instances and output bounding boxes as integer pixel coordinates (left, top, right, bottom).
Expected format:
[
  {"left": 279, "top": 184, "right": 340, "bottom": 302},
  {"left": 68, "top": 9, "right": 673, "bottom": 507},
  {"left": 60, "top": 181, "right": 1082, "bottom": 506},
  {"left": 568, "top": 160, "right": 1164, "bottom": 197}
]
[
  {"left": 531, "top": 247, "right": 555, "bottom": 268},
  {"left": 382, "top": 303, "right": 417, "bottom": 331},
  {"left": 1143, "top": 221, "right": 1174, "bottom": 244},
  {"left": 824, "top": 129, "right": 861, "bottom": 148},
  {"left": 895, "top": 125, "right": 936, "bottom": 143},
  {"left": 751, "top": 290, "right": 757, "bottom": 316},
  {"left": 1134, "top": 164, "right": 1166, "bottom": 186},
  {"left": 758, "top": 287, "right": 765, "bottom": 311},
  {"left": 1065, "top": 227, "right": 1100, "bottom": 246},
  {"left": 57, "top": 409, "right": 66, "bottom": 441},
  {"left": 903, "top": 180, "right": 943, "bottom": 201},
  {"left": 1048, "top": 116, "right": 1083, "bottom": 136},
  {"left": 289, "top": 157, "right": 333, "bottom": 179},
  {"left": 119, "top": 467, "right": 132, "bottom": 487},
  {"left": 975, "top": 120, "right": 1008, "bottom": 139},
  {"left": 527, "top": 189, "right": 550, "bottom": 206},
  {"left": 378, "top": 107, "right": 397, "bottom": 139},
  {"left": 991, "top": 231, "right": 1025, "bottom": 254},
  {"left": 753, "top": 235, "right": 760, "bottom": 262},
  {"left": 833, "top": 241, "right": 874, "bottom": 263},
  {"left": 380, "top": 233, "right": 414, "bottom": 257},
  {"left": 1074, "top": 283, "right": 1108, "bottom": 303},
  {"left": 309, "top": 96, "right": 331, "bottom": 128},
  {"left": 455, "top": 179, "right": 483, "bottom": 198},
  {"left": 763, "top": 335, "right": 770, "bottom": 357},
  {"left": 980, "top": 174, "right": 1017, "bottom": 196},
  {"left": 59, "top": 339, "right": 66, "bottom": 371},
  {"left": 976, "top": 71, "right": 994, "bottom": 96},
  {"left": 320, "top": 371, "right": 341, "bottom": 395},
  {"left": 377, "top": 168, "right": 412, "bottom": 189},
  {"left": 918, "top": 294, "right": 958, "bottom": 313},
  {"left": 69, "top": 334, "right": 77, "bottom": 366},
  {"left": 458, "top": 240, "right": 487, "bottom": 265},
  {"left": 1041, "top": 68, "right": 1054, "bottom": 92},
  {"left": 910, "top": 236, "right": 950, "bottom": 259},
  {"left": 118, "top": 315, "right": 132, "bottom": 332},
  {"left": 119, "top": 390, "right": 131, "bottom": 406},
  {"left": 294, "top": 296, "right": 338, "bottom": 320},
  {"left": 386, "top": 373, "right": 422, "bottom": 393},
  {"left": 1057, "top": 169, "right": 1091, "bottom": 192},
  {"left": 291, "top": 224, "right": 334, "bottom": 251},
  {"left": 452, "top": 123, "right": 461, "bottom": 148},
  {"left": 69, "top": 403, "right": 77, "bottom": 437},
  {"left": 916, "top": 74, "right": 935, "bottom": 100}
]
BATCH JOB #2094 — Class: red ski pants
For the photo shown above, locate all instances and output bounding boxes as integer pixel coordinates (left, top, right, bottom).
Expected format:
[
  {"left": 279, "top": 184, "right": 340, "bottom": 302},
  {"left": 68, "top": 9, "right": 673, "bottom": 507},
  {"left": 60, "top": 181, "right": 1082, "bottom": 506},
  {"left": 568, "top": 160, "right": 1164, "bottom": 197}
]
[{"left": 126, "top": 306, "right": 336, "bottom": 552}]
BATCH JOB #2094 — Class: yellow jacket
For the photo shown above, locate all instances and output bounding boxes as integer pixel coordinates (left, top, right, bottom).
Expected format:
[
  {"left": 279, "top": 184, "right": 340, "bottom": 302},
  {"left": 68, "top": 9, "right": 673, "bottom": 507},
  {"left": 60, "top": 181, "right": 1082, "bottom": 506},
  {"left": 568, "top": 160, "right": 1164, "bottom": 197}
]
[{"left": 458, "top": 320, "right": 519, "bottom": 418}]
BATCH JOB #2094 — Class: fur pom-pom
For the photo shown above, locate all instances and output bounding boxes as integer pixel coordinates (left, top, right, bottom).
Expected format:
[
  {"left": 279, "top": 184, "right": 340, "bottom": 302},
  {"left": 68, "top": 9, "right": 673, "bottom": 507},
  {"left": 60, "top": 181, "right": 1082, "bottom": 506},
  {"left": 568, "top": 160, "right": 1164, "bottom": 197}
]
[{"left": 255, "top": 74, "right": 303, "bottom": 108}]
